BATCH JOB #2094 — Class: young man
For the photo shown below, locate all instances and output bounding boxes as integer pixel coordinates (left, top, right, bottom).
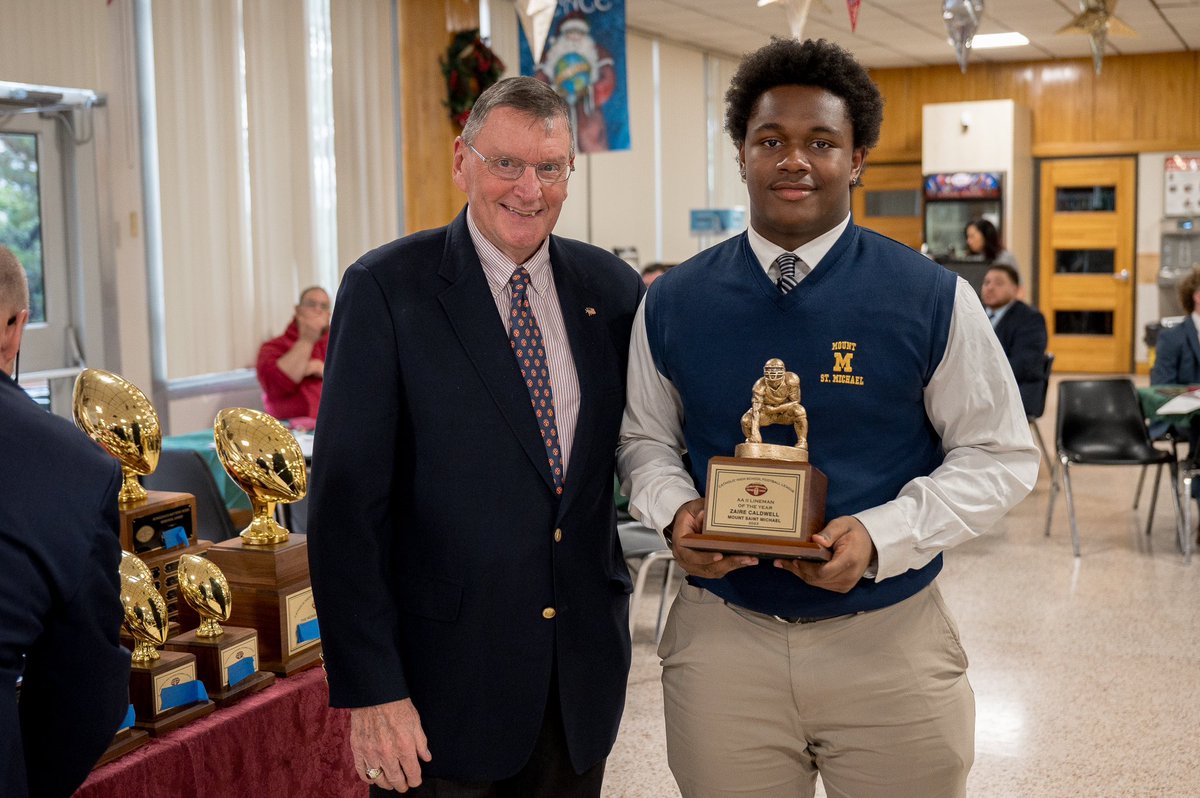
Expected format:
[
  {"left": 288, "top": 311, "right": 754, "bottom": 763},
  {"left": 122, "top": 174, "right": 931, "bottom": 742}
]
[
  {"left": 618, "top": 39, "right": 1039, "bottom": 798},
  {"left": 981, "top": 263, "right": 1049, "bottom": 417},
  {"left": 308, "top": 77, "right": 643, "bottom": 797}
]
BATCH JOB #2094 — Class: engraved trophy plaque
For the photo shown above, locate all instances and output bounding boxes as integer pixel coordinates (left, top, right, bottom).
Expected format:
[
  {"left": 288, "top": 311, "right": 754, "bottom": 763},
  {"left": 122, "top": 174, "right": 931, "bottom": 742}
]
[
  {"left": 164, "top": 554, "right": 275, "bottom": 706},
  {"left": 205, "top": 408, "right": 321, "bottom": 676},
  {"left": 679, "top": 359, "right": 831, "bottom": 561},
  {"left": 120, "top": 566, "right": 214, "bottom": 735}
]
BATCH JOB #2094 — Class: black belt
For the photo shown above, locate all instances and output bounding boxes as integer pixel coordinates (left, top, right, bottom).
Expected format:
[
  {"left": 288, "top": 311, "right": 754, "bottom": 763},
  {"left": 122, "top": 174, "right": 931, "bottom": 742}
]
[{"left": 726, "top": 601, "right": 861, "bottom": 625}]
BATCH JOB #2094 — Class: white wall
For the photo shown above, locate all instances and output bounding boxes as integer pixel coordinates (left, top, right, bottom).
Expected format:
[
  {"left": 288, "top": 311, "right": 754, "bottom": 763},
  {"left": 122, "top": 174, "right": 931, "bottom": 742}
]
[{"left": 922, "top": 100, "right": 1033, "bottom": 289}]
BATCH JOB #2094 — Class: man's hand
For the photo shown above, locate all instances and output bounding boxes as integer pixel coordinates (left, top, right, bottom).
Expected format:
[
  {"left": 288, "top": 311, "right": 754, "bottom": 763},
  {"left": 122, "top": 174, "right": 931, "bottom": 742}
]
[
  {"left": 774, "top": 516, "right": 875, "bottom": 593},
  {"left": 350, "top": 698, "right": 432, "bottom": 793},
  {"left": 668, "top": 498, "right": 758, "bottom": 579},
  {"left": 296, "top": 305, "right": 328, "bottom": 344}
]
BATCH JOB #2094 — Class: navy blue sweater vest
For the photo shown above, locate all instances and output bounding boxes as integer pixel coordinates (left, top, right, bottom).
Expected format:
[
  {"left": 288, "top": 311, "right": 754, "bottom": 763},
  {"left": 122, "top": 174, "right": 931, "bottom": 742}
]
[{"left": 645, "top": 223, "right": 959, "bottom": 617}]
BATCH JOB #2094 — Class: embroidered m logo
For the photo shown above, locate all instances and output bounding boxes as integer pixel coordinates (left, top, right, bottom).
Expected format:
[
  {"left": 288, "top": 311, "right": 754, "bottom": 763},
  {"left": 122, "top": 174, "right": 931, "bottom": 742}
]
[{"left": 833, "top": 351, "right": 855, "bottom": 373}]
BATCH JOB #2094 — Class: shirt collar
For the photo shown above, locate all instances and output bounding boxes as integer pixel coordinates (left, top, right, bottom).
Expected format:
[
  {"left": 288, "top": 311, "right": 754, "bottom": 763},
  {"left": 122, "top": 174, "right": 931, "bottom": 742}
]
[
  {"left": 466, "top": 207, "right": 553, "bottom": 299},
  {"left": 746, "top": 213, "right": 851, "bottom": 275}
]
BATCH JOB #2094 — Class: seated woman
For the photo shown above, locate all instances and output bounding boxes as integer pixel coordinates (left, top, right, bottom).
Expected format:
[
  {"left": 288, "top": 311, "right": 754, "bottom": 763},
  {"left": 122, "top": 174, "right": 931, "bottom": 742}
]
[
  {"left": 256, "top": 286, "right": 330, "bottom": 424},
  {"left": 965, "top": 218, "right": 1018, "bottom": 269}
]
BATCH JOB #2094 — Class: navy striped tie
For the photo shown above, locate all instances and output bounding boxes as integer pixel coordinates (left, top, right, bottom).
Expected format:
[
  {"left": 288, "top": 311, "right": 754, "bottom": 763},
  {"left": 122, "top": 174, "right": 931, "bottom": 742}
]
[{"left": 775, "top": 253, "right": 801, "bottom": 294}]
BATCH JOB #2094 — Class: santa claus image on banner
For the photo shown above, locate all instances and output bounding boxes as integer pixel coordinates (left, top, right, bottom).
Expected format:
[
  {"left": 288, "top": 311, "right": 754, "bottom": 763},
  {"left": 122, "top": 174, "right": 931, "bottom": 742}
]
[{"left": 536, "top": 11, "right": 617, "bottom": 153}]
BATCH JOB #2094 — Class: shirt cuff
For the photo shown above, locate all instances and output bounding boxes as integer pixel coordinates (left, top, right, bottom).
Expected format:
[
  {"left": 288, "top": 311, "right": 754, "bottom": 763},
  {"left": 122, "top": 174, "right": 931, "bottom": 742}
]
[
  {"left": 642, "top": 483, "right": 701, "bottom": 541},
  {"left": 853, "top": 502, "right": 927, "bottom": 581}
]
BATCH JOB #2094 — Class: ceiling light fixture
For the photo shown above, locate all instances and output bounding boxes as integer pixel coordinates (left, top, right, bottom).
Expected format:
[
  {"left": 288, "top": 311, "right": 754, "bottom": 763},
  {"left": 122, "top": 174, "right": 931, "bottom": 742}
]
[{"left": 971, "top": 32, "right": 1031, "bottom": 49}]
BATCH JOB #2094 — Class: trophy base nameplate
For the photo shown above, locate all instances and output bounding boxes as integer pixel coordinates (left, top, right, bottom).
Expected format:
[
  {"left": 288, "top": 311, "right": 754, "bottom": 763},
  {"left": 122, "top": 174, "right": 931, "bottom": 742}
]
[
  {"left": 119, "top": 490, "right": 197, "bottom": 554},
  {"left": 129, "top": 649, "right": 216, "bottom": 736},
  {"left": 206, "top": 535, "right": 322, "bottom": 676},
  {"left": 94, "top": 726, "right": 150, "bottom": 768},
  {"left": 164, "top": 625, "right": 276, "bottom": 707},
  {"left": 683, "top": 456, "right": 831, "bottom": 562}
]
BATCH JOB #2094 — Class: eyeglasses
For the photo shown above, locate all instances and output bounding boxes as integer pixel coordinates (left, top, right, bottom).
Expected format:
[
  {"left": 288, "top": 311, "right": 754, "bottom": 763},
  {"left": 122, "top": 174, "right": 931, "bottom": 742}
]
[
  {"left": 466, "top": 143, "right": 574, "bottom": 184},
  {"left": 299, "top": 301, "right": 331, "bottom": 311}
]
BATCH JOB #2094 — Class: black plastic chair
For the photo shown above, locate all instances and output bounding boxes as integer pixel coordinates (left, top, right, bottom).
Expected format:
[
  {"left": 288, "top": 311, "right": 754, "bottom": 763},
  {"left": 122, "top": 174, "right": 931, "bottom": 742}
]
[
  {"left": 1027, "top": 352, "right": 1055, "bottom": 484},
  {"left": 1044, "top": 379, "right": 1186, "bottom": 557},
  {"left": 142, "top": 449, "right": 239, "bottom": 543}
]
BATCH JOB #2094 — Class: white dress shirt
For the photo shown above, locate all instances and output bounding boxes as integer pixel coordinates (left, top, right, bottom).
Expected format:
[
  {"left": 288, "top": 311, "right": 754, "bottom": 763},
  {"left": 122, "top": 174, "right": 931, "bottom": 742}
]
[
  {"left": 616, "top": 218, "right": 1040, "bottom": 581},
  {"left": 466, "top": 210, "right": 581, "bottom": 476}
]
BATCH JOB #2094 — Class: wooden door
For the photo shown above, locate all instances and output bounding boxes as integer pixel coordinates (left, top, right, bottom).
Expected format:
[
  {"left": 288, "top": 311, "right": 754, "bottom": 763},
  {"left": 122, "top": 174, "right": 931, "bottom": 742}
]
[
  {"left": 1038, "top": 158, "right": 1136, "bottom": 373},
  {"left": 853, "top": 163, "right": 923, "bottom": 251}
]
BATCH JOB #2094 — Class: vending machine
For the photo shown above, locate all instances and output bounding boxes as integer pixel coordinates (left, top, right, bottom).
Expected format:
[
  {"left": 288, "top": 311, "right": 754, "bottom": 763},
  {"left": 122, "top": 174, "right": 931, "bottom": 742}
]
[{"left": 922, "top": 171, "right": 1004, "bottom": 293}]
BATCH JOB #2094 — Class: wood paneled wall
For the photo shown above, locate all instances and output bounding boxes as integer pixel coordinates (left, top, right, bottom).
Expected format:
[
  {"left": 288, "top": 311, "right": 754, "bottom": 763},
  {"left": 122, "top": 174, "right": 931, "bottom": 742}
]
[
  {"left": 399, "top": 0, "right": 479, "bottom": 233},
  {"left": 870, "top": 52, "right": 1200, "bottom": 163}
]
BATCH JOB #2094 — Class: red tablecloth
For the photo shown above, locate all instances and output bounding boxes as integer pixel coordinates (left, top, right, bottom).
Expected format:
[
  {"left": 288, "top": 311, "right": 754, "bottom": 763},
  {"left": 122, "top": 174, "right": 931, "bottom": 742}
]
[{"left": 75, "top": 666, "right": 365, "bottom": 797}]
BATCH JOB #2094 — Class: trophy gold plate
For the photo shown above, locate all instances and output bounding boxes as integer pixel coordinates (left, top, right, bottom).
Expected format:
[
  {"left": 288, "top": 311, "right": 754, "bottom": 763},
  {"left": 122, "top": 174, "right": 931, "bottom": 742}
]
[{"left": 128, "top": 650, "right": 216, "bottom": 736}]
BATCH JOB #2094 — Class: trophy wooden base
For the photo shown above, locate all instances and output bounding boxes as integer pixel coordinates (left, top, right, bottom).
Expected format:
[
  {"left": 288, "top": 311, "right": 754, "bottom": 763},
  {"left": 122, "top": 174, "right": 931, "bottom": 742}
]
[
  {"left": 134, "top": 698, "right": 216, "bottom": 737},
  {"left": 206, "top": 535, "right": 322, "bottom": 676},
  {"left": 688, "top": 456, "right": 831, "bottom": 562},
  {"left": 94, "top": 726, "right": 150, "bottom": 767},
  {"left": 163, "top": 625, "right": 276, "bottom": 707},
  {"left": 129, "top": 649, "right": 215, "bottom": 735},
  {"left": 119, "top": 490, "right": 197, "bottom": 553}
]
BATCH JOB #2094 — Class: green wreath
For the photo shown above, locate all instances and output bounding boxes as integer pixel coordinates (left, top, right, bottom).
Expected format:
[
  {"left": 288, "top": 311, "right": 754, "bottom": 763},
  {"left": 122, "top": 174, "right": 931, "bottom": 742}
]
[{"left": 441, "top": 30, "right": 505, "bottom": 129}]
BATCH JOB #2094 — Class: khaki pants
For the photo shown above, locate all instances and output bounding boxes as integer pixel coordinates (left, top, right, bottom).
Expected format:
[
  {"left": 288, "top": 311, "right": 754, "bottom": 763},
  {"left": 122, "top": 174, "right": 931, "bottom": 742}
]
[{"left": 658, "top": 582, "right": 974, "bottom": 798}]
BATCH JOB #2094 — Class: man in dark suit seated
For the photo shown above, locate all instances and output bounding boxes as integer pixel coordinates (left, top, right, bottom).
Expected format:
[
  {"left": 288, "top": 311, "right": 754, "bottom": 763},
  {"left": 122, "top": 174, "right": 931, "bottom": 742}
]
[
  {"left": 308, "top": 77, "right": 644, "bottom": 797},
  {"left": 982, "top": 263, "right": 1049, "bottom": 417},
  {"left": 0, "top": 245, "right": 130, "bottom": 797},
  {"left": 1150, "top": 266, "right": 1200, "bottom": 469}
]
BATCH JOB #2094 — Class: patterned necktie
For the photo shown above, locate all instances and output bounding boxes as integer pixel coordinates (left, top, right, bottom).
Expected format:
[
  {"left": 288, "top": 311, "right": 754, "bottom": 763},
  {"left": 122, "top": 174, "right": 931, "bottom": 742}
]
[
  {"left": 775, "top": 253, "right": 801, "bottom": 294},
  {"left": 509, "top": 267, "right": 564, "bottom": 495}
]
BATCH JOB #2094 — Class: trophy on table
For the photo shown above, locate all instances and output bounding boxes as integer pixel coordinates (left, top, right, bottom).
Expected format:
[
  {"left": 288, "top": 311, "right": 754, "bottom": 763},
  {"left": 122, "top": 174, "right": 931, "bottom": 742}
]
[
  {"left": 164, "top": 554, "right": 275, "bottom": 706},
  {"left": 73, "top": 368, "right": 210, "bottom": 628},
  {"left": 205, "top": 408, "right": 321, "bottom": 676},
  {"left": 120, "top": 556, "right": 215, "bottom": 735},
  {"left": 678, "top": 358, "right": 831, "bottom": 561}
]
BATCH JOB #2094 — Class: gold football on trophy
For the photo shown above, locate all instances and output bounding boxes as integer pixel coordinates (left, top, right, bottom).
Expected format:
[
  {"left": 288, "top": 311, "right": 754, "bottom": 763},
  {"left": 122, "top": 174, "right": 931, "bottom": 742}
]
[
  {"left": 178, "top": 554, "right": 231, "bottom": 637},
  {"left": 119, "top": 551, "right": 155, "bottom": 585},
  {"left": 213, "top": 408, "right": 307, "bottom": 546},
  {"left": 72, "top": 368, "right": 162, "bottom": 505},
  {"left": 120, "top": 573, "right": 170, "bottom": 663}
]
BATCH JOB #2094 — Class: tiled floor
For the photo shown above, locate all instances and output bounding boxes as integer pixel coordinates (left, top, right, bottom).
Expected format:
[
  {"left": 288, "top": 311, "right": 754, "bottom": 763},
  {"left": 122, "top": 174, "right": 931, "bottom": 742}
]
[{"left": 603, "top": 375, "right": 1200, "bottom": 798}]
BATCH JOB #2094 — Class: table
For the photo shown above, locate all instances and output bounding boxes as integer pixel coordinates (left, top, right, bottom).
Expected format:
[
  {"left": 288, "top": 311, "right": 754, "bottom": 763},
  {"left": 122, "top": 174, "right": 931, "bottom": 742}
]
[
  {"left": 1138, "top": 384, "right": 1199, "bottom": 430},
  {"left": 75, "top": 666, "right": 365, "bottom": 798}
]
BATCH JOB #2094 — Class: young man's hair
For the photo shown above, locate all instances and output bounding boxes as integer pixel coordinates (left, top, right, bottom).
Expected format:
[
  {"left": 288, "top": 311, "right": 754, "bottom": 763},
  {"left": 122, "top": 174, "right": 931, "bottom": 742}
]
[
  {"left": 987, "top": 263, "right": 1020, "bottom": 287},
  {"left": 724, "top": 37, "right": 883, "bottom": 151},
  {"left": 1177, "top": 265, "right": 1200, "bottom": 314}
]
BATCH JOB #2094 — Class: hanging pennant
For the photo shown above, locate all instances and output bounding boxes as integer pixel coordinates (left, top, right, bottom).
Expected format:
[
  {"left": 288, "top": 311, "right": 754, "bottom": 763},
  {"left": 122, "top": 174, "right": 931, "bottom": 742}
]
[
  {"left": 943, "top": 0, "right": 984, "bottom": 74},
  {"left": 514, "top": 0, "right": 556, "bottom": 66},
  {"left": 847, "top": 0, "right": 861, "bottom": 32}
]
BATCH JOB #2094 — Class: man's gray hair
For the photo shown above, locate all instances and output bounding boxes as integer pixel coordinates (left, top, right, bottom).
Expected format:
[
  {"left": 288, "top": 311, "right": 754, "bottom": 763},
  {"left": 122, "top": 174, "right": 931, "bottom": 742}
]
[
  {"left": 460, "top": 77, "right": 573, "bottom": 155},
  {"left": 0, "top": 245, "right": 29, "bottom": 316}
]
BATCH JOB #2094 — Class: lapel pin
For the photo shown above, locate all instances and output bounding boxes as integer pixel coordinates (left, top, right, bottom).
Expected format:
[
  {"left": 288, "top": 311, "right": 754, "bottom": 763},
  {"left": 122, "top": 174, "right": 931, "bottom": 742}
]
[{"left": 584, "top": 307, "right": 596, "bottom": 317}]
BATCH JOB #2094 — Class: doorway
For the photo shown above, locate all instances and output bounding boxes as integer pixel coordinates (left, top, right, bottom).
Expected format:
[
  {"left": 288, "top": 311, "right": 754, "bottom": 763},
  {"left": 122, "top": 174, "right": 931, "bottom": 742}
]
[{"left": 1037, "top": 157, "right": 1136, "bottom": 373}]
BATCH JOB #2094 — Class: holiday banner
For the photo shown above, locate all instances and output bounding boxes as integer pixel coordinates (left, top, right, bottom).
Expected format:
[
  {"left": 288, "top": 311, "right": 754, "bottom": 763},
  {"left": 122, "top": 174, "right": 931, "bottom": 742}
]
[{"left": 518, "top": 0, "right": 630, "bottom": 153}]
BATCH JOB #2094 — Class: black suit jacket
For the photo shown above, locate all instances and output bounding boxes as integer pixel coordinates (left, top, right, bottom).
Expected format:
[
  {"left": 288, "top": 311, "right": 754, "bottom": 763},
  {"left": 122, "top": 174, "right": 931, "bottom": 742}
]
[
  {"left": 0, "top": 373, "right": 130, "bottom": 797},
  {"left": 308, "top": 209, "right": 644, "bottom": 781},
  {"left": 993, "top": 300, "right": 1049, "bottom": 417},
  {"left": 1150, "top": 316, "right": 1200, "bottom": 386}
]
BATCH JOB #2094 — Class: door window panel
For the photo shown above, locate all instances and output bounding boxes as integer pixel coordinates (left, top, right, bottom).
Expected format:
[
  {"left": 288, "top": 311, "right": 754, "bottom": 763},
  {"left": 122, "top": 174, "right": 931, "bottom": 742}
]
[{"left": 0, "top": 132, "right": 45, "bottom": 323}]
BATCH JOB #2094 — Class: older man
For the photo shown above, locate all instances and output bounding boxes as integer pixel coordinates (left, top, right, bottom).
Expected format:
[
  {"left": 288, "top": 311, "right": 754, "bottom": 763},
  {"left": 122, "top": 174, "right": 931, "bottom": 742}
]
[
  {"left": 0, "top": 245, "right": 129, "bottom": 797},
  {"left": 308, "top": 77, "right": 643, "bottom": 797},
  {"left": 256, "top": 285, "right": 331, "bottom": 421}
]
